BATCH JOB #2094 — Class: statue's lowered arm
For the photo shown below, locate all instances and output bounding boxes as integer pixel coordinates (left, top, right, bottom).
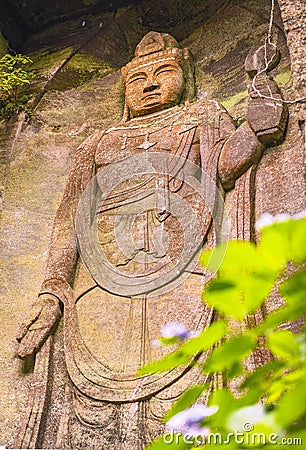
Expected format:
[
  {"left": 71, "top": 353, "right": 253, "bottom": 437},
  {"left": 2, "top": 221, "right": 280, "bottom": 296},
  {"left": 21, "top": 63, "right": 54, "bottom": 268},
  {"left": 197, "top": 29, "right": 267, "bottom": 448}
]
[{"left": 17, "top": 132, "right": 102, "bottom": 359}]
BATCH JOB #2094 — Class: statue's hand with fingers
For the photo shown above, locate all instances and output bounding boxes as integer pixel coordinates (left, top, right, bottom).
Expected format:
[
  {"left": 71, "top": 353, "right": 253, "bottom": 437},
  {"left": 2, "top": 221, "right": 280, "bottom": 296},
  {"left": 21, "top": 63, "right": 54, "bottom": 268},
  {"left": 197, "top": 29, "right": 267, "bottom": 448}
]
[
  {"left": 245, "top": 43, "right": 288, "bottom": 146},
  {"left": 17, "top": 294, "right": 62, "bottom": 359}
]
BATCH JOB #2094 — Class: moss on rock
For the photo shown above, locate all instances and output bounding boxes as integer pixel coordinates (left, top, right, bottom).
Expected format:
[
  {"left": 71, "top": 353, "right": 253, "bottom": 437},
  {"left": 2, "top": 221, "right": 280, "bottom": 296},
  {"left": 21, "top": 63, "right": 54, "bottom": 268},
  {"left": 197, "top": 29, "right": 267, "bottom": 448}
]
[
  {"left": 28, "top": 48, "right": 116, "bottom": 92},
  {"left": 28, "top": 47, "right": 73, "bottom": 77},
  {"left": 221, "top": 89, "right": 248, "bottom": 123},
  {"left": 49, "top": 53, "right": 115, "bottom": 91},
  {"left": 0, "top": 33, "right": 8, "bottom": 56},
  {"left": 274, "top": 70, "right": 293, "bottom": 90}
]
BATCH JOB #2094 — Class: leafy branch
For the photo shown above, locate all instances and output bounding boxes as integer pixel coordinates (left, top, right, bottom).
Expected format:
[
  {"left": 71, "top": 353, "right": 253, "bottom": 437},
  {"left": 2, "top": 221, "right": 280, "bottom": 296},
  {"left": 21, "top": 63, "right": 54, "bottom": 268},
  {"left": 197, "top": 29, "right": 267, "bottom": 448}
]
[
  {"left": 140, "top": 214, "right": 306, "bottom": 449},
  {"left": 0, "top": 53, "right": 34, "bottom": 120}
]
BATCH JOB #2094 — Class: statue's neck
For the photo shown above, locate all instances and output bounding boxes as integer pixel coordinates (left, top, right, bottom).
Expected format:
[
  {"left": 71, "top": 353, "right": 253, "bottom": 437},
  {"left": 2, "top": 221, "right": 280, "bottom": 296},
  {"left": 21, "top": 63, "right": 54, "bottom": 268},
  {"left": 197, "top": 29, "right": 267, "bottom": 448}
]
[
  {"left": 127, "top": 104, "right": 185, "bottom": 125},
  {"left": 107, "top": 103, "right": 189, "bottom": 134}
]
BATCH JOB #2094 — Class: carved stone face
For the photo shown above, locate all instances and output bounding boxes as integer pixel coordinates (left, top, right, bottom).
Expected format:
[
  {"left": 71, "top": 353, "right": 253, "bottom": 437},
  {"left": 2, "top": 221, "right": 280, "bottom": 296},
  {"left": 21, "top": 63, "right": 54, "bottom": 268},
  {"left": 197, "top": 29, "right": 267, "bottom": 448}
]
[{"left": 125, "top": 60, "right": 185, "bottom": 117}]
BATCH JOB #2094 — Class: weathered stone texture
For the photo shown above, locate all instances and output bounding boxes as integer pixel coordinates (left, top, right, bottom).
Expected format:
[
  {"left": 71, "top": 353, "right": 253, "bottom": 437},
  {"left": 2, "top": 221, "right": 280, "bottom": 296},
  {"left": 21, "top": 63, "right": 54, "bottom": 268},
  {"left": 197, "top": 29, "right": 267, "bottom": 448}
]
[
  {"left": 0, "top": 32, "right": 8, "bottom": 55},
  {"left": 0, "top": 0, "right": 304, "bottom": 447},
  {"left": 277, "top": 0, "right": 306, "bottom": 101}
]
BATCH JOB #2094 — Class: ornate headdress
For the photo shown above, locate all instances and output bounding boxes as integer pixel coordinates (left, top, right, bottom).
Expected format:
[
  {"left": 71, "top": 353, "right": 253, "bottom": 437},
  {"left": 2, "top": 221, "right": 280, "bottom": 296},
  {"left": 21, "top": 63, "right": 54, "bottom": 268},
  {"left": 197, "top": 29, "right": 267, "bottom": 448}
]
[{"left": 121, "top": 31, "right": 195, "bottom": 121}]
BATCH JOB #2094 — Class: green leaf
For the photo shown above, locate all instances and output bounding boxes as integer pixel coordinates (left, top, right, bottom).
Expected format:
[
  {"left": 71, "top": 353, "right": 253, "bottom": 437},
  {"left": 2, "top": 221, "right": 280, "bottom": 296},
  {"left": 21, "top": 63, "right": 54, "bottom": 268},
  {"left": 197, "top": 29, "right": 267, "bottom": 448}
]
[
  {"left": 204, "top": 333, "right": 256, "bottom": 372},
  {"left": 160, "top": 336, "right": 182, "bottom": 346},
  {"left": 139, "top": 321, "right": 227, "bottom": 376},
  {"left": 138, "top": 351, "right": 191, "bottom": 376},
  {"left": 201, "top": 240, "right": 266, "bottom": 277},
  {"left": 239, "top": 385, "right": 264, "bottom": 407},
  {"left": 266, "top": 368, "right": 306, "bottom": 404},
  {"left": 262, "top": 430, "right": 306, "bottom": 449},
  {"left": 203, "top": 278, "right": 246, "bottom": 320},
  {"left": 290, "top": 217, "right": 306, "bottom": 264},
  {"left": 257, "top": 294, "right": 306, "bottom": 334},
  {"left": 275, "top": 383, "right": 306, "bottom": 428},
  {"left": 143, "top": 217, "right": 306, "bottom": 449},
  {"left": 267, "top": 378, "right": 291, "bottom": 403},
  {"left": 215, "top": 241, "right": 258, "bottom": 274},
  {"left": 227, "top": 361, "right": 243, "bottom": 380},
  {"left": 267, "top": 330, "right": 300, "bottom": 361},
  {"left": 203, "top": 267, "right": 277, "bottom": 321},
  {"left": 199, "top": 241, "right": 228, "bottom": 273},
  {"left": 280, "top": 268, "right": 306, "bottom": 305},
  {"left": 241, "top": 360, "right": 284, "bottom": 391},
  {"left": 240, "top": 271, "right": 277, "bottom": 314},
  {"left": 163, "top": 384, "right": 207, "bottom": 422},
  {"left": 259, "top": 217, "right": 306, "bottom": 267},
  {"left": 180, "top": 321, "right": 227, "bottom": 355},
  {"left": 258, "top": 224, "right": 291, "bottom": 271},
  {"left": 202, "top": 442, "right": 238, "bottom": 450},
  {"left": 0, "top": 53, "right": 34, "bottom": 120},
  {"left": 281, "top": 368, "right": 305, "bottom": 386},
  {"left": 208, "top": 389, "right": 239, "bottom": 428}
]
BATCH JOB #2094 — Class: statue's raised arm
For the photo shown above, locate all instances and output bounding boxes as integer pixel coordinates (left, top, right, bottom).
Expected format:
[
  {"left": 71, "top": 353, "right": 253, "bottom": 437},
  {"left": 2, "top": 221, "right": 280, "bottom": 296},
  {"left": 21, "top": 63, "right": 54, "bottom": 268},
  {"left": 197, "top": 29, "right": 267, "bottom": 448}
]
[{"left": 219, "top": 43, "right": 288, "bottom": 190}]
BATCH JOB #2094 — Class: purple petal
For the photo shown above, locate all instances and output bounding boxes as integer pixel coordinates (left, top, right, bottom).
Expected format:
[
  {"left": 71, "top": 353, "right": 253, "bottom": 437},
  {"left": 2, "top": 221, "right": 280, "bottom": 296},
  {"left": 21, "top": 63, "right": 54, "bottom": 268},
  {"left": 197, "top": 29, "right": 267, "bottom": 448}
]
[
  {"left": 166, "top": 404, "right": 218, "bottom": 434},
  {"left": 160, "top": 322, "right": 189, "bottom": 340}
]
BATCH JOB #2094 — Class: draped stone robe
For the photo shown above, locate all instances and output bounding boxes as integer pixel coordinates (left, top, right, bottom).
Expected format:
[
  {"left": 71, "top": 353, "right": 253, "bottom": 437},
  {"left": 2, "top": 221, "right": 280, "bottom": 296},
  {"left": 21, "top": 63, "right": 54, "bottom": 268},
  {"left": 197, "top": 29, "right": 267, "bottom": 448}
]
[{"left": 17, "top": 99, "right": 248, "bottom": 449}]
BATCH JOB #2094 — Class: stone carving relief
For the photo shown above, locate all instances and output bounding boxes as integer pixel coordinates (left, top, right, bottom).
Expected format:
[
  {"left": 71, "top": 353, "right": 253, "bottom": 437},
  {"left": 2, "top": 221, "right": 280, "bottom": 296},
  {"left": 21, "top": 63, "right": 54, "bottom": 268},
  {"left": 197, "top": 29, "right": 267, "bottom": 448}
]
[{"left": 15, "top": 31, "right": 288, "bottom": 449}]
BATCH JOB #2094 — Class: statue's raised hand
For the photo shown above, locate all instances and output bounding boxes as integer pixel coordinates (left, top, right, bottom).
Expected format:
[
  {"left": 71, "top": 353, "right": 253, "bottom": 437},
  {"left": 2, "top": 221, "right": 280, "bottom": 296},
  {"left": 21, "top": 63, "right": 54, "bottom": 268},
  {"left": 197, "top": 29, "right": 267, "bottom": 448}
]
[
  {"left": 245, "top": 43, "right": 288, "bottom": 146},
  {"left": 17, "top": 294, "right": 61, "bottom": 359}
]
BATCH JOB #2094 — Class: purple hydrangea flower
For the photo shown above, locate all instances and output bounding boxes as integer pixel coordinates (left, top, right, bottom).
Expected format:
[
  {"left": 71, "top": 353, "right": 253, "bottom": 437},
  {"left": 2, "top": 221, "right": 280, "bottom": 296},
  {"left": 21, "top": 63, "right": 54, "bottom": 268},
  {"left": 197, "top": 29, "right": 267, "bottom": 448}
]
[
  {"left": 161, "top": 322, "right": 190, "bottom": 340},
  {"left": 293, "top": 210, "right": 306, "bottom": 220},
  {"left": 255, "top": 211, "right": 306, "bottom": 231},
  {"left": 160, "top": 322, "right": 200, "bottom": 342},
  {"left": 166, "top": 404, "right": 218, "bottom": 437}
]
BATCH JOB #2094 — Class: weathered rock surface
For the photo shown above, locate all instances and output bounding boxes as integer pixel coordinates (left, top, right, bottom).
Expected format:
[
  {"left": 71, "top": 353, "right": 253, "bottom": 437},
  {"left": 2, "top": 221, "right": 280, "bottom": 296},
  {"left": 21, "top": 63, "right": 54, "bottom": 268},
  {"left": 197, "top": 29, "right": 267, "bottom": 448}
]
[{"left": 0, "top": 0, "right": 304, "bottom": 447}]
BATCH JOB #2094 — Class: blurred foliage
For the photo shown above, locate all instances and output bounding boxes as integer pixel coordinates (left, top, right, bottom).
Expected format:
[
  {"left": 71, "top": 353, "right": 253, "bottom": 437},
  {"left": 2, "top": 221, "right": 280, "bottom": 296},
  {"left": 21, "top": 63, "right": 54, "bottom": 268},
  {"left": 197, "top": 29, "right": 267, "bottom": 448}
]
[
  {"left": 139, "top": 216, "right": 306, "bottom": 449},
  {"left": 0, "top": 53, "right": 34, "bottom": 120}
]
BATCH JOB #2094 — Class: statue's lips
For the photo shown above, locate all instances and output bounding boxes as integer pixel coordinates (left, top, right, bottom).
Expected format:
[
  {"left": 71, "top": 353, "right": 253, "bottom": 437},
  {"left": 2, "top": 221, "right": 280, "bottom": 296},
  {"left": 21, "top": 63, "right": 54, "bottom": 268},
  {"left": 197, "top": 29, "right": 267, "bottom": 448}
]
[{"left": 141, "top": 93, "right": 161, "bottom": 104}]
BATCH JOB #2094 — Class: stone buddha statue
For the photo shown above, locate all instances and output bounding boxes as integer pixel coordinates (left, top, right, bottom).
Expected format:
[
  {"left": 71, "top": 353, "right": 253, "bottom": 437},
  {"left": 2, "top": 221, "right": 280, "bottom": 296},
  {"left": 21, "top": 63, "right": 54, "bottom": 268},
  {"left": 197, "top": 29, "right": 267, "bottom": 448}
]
[{"left": 15, "top": 32, "right": 287, "bottom": 449}]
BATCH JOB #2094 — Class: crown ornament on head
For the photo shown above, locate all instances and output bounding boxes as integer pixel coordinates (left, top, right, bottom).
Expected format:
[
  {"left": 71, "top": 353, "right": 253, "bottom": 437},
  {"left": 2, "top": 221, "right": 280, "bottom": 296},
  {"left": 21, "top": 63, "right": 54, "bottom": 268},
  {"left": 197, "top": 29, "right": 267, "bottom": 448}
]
[{"left": 121, "top": 31, "right": 192, "bottom": 83}]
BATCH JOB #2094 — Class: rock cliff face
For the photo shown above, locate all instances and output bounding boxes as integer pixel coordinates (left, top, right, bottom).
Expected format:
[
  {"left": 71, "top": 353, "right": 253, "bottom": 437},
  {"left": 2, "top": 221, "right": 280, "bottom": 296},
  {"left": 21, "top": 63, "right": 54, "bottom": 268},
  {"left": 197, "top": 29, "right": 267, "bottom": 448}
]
[
  {"left": 277, "top": 0, "right": 306, "bottom": 119},
  {"left": 0, "top": 0, "right": 304, "bottom": 447}
]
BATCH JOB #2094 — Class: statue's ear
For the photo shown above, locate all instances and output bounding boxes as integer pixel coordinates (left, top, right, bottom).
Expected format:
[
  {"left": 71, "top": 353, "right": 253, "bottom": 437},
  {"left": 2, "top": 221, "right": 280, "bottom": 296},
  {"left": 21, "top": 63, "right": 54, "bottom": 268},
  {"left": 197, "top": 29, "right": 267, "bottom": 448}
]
[
  {"left": 119, "top": 70, "right": 129, "bottom": 122},
  {"left": 121, "top": 66, "right": 127, "bottom": 86},
  {"left": 181, "top": 48, "right": 196, "bottom": 104},
  {"left": 121, "top": 101, "right": 130, "bottom": 123}
]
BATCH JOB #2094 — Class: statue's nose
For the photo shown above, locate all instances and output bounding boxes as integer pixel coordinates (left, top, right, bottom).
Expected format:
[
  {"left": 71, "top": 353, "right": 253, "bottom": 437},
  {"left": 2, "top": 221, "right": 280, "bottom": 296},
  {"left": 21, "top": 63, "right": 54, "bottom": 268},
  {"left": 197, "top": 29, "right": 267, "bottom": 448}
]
[{"left": 143, "top": 75, "right": 159, "bottom": 92}]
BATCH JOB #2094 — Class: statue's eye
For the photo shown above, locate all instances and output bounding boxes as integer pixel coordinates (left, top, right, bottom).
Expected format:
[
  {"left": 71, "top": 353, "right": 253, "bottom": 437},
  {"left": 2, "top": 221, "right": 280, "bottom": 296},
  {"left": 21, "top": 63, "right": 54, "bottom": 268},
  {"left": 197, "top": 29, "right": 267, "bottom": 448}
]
[
  {"left": 127, "top": 75, "right": 146, "bottom": 85},
  {"left": 156, "top": 68, "right": 175, "bottom": 77}
]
